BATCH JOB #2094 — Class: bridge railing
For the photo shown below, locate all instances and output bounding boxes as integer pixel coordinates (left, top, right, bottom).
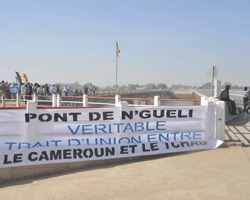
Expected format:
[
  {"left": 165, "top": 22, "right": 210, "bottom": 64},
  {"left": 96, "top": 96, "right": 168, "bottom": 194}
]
[
  {"left": 0, "top": 93, "right": 201, "bottom": 108},
  {"left": 0, "top": 94, "right": 225, "bottom": 142},
  {"left": 93, "top": 89, "right": 171, "bottom": 96}
]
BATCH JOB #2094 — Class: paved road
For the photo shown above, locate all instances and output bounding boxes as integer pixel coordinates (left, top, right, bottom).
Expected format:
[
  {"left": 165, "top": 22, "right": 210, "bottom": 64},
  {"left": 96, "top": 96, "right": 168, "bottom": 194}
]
[{"left": 0, "top": 146, "right": 250, "bottom": 200}]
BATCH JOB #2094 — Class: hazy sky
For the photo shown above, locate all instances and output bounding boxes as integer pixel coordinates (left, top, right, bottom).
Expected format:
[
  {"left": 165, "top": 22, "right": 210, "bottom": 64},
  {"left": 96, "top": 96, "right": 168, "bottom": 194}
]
[{"left": 0, "top": 0, "right": 250, "bottom": 87}]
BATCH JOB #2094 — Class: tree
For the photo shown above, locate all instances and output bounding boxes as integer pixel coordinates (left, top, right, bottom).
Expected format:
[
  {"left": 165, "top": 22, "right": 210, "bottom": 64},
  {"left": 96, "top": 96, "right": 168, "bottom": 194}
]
[
  {"left": 157, "top": 83, "right": 168, "bottom": 90},
  {"left": 199, "top": 82, "right": 212, "bottom": 89},
  {"left": 128, "top": 84, "right": 140, "bottom": 90},
  {"left": 146, "top": 83, "right": 157, "bottom": 89},
  {"left": 170, "top": 84, "right": 191, "bottom": 90}
]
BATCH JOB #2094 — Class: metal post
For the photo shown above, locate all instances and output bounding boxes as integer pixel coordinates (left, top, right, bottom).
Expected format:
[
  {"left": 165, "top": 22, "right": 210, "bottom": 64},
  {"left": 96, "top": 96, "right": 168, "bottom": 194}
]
[
  {"left": 57, "top": 94, "right": 61, "bottom": 107},
  {"left": 52, "top": 94, "right": 57, "bottom": 107},
  {"left": 32, "top": 94, "right": 37, "bottom": 102},
  {"left": 16, "top": 93, "right": 20, "bottom": 107},
  {"left": 1, "top": 96, "right": 5, "bottom": 107},
  {"left": 115, "top": 95, "right": 121, "bottom": 107},
  {"left": 154, "top": 96, "right": 160, "bottom": 106},
  {"left": 83, "top": 94, "right": 88, "bottom": 107},
  {"left": 211, "top": 66, "right": 215, "bottom": 97}
]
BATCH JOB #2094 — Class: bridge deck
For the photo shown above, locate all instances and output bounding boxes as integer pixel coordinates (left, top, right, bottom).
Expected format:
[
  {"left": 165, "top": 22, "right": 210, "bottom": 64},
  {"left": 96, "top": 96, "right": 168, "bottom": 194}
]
[{"left": 225, "top": 112, "right": 250, "bottom": 147}]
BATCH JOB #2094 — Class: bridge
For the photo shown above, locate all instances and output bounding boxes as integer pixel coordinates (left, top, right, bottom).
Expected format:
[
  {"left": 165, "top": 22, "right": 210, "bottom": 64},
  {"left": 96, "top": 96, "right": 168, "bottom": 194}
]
[{"left": 99, "top": 89, "right": 198, "bottom": 99}]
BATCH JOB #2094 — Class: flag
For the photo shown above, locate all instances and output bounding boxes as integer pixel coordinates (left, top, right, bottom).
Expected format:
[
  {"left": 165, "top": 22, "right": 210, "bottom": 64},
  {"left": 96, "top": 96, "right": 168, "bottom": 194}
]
[
  {"left": 116, "top": 42, "right": 120, "bottom": 57},
  {"left": 15, "top": 71, "right": 28, "bottom": 84}
]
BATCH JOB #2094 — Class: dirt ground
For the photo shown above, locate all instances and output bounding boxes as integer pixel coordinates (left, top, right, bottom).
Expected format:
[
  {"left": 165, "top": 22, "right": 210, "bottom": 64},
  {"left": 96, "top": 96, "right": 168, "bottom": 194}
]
[{"left": 0, "top": 146, "right": 250, "bottom": 200}]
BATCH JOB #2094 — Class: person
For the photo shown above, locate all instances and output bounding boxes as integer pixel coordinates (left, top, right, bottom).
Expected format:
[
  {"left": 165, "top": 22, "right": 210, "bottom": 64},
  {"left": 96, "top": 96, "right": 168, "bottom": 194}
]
[
  {"left": 43, "top": 84, "right": 50, "bottom": 96},
  {"left": 243, "top": 86, "right": 250, "bottom": 112},
  {"left": 50, "top": 84, "right": 57, "bottom": 95},
  {"left": 9, "top": 82, "right": 18, "bottom": 99},
  {"left": 67, "top": 86, "right": 73, "bottom": 96},
  {"left": 5, "top": 82, "right": 10, "bottom": 99},
  {"left": 26, "top": 82, "right": 32, "bottom": 100},
  {"left": 220, "top": 85, "right": 237, "bottom": 115},
  {"left": 20, "top": 83, "right": 27, "bottom": 100},
  {"left": 84, "top": 85, "right": 88, "bottom": 95},
  {"left": 92, "top": 85, "right": 96, "bottom": 96},
  {"left": 0, "top": 80, "right": 6, "bottom": 97}
]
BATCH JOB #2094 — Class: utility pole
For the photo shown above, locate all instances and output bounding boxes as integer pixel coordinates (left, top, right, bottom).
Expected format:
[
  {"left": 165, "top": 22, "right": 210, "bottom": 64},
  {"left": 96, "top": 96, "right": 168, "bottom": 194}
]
[
  {"left": 207, "top": 66, "right": 217, "bottom": 97},
  {"left": 211, "top": 66, "right": 215, "bottom": 96}
]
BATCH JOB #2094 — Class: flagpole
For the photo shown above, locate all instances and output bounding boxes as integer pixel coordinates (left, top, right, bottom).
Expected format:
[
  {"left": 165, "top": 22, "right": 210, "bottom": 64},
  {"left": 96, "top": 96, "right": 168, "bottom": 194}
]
[
  {"left": 116, "top": 54, "right": 118, "bottom": 94},
  {"left": 115, "top": 42, "right": 120, "bottom": 95}
]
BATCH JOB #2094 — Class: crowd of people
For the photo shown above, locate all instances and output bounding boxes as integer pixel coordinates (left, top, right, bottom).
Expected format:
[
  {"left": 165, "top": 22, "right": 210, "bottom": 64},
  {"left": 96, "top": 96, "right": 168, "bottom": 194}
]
[
  {"left": 2, "top": 80, "right": 250, "bottom": 113},
  {"left": 0, "top": 80, "right": 96, "bottom": 99}
]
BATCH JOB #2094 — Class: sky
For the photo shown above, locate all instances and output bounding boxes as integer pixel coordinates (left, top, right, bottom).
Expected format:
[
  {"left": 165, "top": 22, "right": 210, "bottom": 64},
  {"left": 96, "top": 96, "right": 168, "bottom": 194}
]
[{"left": 0, "top": 0, "right": 250, "bottom": 87}]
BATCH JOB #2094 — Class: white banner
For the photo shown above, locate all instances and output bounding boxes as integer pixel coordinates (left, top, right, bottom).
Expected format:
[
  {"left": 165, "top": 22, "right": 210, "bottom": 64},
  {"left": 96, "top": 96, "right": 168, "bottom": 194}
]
[{"left": 0, "top": 105, "right": 222, "bottom": 168}]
